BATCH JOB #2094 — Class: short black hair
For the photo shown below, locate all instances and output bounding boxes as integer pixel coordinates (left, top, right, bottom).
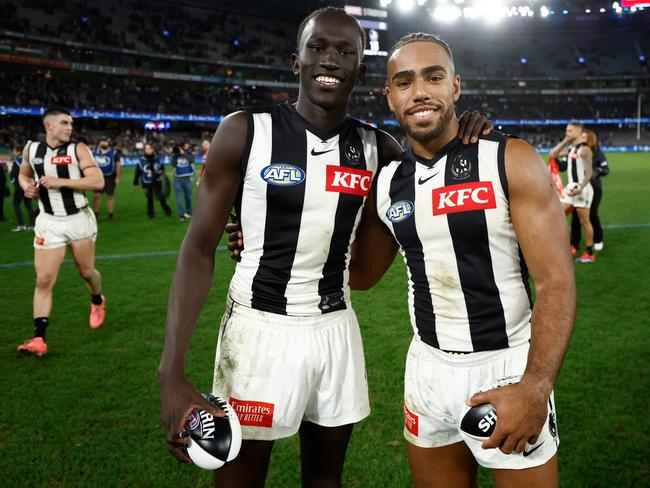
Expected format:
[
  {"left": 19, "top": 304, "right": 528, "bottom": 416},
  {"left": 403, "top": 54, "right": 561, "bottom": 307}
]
[
  {"left": 42, "top": 106, "right": 71, "bottom": 120},
  {"left": 568, "top": 120, "right": 584, "bottom": 130},
  {"left": 296, "top": 7, "right": 366, "bottom": 56},
  {"left": 388, "top": 33, "right": 454, "bottom": 65}
]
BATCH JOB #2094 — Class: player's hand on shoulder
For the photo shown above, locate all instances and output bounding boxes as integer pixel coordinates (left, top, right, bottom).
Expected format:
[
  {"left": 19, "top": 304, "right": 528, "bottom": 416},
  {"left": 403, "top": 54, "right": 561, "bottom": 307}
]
[
  {"left": 457, "top": 111, "right": 493, "bottom": 145},
  {"left": 158, "top": 375, "right": 226, "bottom": 463},
  {"left": 467, "top": 380, "right": 548, "bottom": 454}
]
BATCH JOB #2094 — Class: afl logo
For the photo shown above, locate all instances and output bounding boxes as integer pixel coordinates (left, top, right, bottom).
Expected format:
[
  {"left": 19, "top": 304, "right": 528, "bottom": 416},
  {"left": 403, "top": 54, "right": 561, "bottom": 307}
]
[
  {"left": 260, "top": 163, "right": 305, "bottom": 186},
  {"left": 386, "top": 200, "right": 415, "bottom": 223},
  {"left": 184, "top": 409, "right": 201, "bottom": 431}
]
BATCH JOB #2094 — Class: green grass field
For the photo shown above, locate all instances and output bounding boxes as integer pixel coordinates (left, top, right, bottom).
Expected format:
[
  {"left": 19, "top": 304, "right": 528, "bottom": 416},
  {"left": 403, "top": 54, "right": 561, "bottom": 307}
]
[{"left": 1, "top": 153, "right": 648, "bottom": 487}]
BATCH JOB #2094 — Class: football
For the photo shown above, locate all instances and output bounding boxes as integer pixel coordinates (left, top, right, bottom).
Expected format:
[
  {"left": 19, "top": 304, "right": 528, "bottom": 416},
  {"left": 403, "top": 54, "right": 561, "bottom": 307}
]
[
  {"left": 459, "top": 403, "right": 497, "bottom": 440},
  {"left": 183, "top": 393, "right": 242, "bottom": 470}
]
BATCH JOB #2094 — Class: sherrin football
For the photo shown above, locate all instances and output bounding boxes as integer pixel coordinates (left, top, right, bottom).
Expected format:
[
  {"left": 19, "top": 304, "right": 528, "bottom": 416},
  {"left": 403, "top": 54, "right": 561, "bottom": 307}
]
[
  {"left": 460, "top": 403, "right": 497, "bottom": 440},
  {"left": 182, "top": 393, "right": 242, "bottom": 470}
]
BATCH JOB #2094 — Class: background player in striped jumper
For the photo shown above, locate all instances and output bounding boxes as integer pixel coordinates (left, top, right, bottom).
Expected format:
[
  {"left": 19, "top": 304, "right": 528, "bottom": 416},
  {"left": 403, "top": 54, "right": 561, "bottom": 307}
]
[
  {"left": 549, "top": 122, "right": 596, "bottom": 263},
  {"left": 348, "top": 34, "right": 576, "bottom": 487},
  {"left": 159, "top": 9, "right": 491, "bottom": 488},
  {"left": 92, "top": 135, "right": 122, "bottom": 221},
  {"left": 17, "top": 107, "right": 106, "bottom": 357}
]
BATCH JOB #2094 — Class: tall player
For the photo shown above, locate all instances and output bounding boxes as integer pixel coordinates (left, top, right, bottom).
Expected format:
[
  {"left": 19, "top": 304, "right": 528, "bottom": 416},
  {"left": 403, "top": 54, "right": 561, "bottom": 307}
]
[
  {"left": 17, "top": 107, "right": 107, "bottom": 357},
  {"left": 348, "top": 34, "right": 576, "bottom": 487},
  {"left": 92, "top": 135, "right": 122, "bottom": 220},
  {"left": 549, "top": 122, "right": 595, "bottom": 263},
  {"left": 158, "top": 9, "right": 491, "bottom": 487}
]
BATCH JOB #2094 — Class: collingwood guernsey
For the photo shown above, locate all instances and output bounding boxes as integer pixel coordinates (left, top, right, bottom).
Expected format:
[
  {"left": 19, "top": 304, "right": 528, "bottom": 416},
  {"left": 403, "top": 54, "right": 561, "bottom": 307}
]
[
  {"left": 28, "top": 141, "right": 89, "bottom": 216},
  {"left": 375, "top": 133, "right": 532, "bottom": 352},
  {"left": 229, "top": 102, "right": 380, "bottom": 316}
]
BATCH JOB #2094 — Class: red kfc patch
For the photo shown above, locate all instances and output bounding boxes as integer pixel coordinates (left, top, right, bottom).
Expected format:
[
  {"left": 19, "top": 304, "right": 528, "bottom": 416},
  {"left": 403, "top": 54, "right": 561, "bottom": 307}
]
[
  {"left": 404, "top": 403, "right": 419, "bottom": 436},
  {"left": 229, "top": 397, "right": 274, "bottom": 428},
  {"left": 325, "top": 165, "right": 373, "bottom": 197},
  {"left": 35, "top": 236, "right": 45, "bottom": 246},
  {"left": 51, "top": 155, "right": 72, "bottom": 165},
  {"left": 432, "top": 181, "right": 497, "bottom": 215}
]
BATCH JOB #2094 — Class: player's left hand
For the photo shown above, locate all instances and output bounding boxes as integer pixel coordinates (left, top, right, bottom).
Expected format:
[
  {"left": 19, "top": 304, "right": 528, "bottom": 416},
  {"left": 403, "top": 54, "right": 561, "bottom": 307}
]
[
  {"left": 567, "top": 186, "right": 581, "bottom": 197},
  {"left": 39, "top": 176, "right": 62, "bottom": 189},
  {"left": 457, "top": 111, "right": 493, "bottom": 145},
  {"left": 467, "top": 380, "right": 548, "bottom": 454}
]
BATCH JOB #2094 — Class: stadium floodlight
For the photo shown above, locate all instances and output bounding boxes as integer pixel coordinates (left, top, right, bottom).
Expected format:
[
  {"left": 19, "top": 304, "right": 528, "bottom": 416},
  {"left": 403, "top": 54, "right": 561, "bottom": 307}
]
[
  {"left": 463, "top": 6, "right": 478, "bottom": 18},
  {"left": 612, "top": 1, "right": 619, "bottom": 7},
  {"left": 585, "top": 8, "right": 591, "bottom": 13},
  {"left": 600, "top": 7, "right": 606, "bottom": 12},
  {"left": 417, "top": 0, "right": 428, "bottom": 5},
  {"left": 562, "top": 9, "right": 569, "bottom": 13},
  {"left": 520, "top": 57, "right": 527, "bottom": 64},
  {"left": 540, "top": 5, "right": 550, "bottom": 17},
  {"left": 640, "top": 54, "right": 646, "bottom": 61},
  {"left": 577, "top": 56, "right": 585, "bottom": 63},
  {"left": 432, "top": 4, "right": 462, "bottom": 21},
  {"left": 379, "top": 0, "right": 392, "bottom": 7},
  {"left": 396, "top": 0, "right": 416, "bottom": 12},
  {"left": 454, "top": 0, "right": 464, "bottom": 3}
]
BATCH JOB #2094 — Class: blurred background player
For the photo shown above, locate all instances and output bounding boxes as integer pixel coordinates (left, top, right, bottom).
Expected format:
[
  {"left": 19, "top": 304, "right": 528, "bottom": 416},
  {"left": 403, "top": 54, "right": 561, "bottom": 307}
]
[
  {"left": 570, "top": 128, "right": 609, "bottom": 252},
  {"left": 171, "top": 141, "right": 194, "bottom": 221},
  {"left": 549, "top": 122, "right": 595, "bottom": 263},
  {"left": 133, "top": 142, "right": 171, "bottom": 219},
  {"left": 17, "top": 107, "right": 106, "bottom": 357},
  {"left": 92, "top": 135, "right": 122, "bottom": 220},
  {"left": 0, "top": 150, "right": 7, "bottom": 222},
  {"left": 10, "top": 143, "right": 37, "bottom": 232}
]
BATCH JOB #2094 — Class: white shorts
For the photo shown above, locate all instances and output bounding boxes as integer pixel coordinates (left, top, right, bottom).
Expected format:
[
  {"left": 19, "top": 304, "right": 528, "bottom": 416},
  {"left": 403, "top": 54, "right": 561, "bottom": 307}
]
[
  {"left": 33, "top": 207, "right": 97, "bottom": 250},
  {"left": 403, "top": 337, "right": 559, "bottom": 470},
  {"left": 212, "top": 298, "right": 370, "bottom": 441},
  {"left": 561, "top": 184, "right": 593, "bottom": 209}
]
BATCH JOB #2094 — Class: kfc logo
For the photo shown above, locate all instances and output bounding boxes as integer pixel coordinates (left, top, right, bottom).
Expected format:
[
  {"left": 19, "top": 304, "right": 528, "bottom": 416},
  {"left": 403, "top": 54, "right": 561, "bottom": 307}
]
[
  {"left": 404, "top": 403, "right": 419, "bottom": 436},
  {"left": 326, "top": 165, "right": 373, "bottom": 197},
  {"left": 432, "top": 181, "right": 497, "bottom": 215},
  {"left": 51, "top": 155, "right": 72, "bottom": 165}
]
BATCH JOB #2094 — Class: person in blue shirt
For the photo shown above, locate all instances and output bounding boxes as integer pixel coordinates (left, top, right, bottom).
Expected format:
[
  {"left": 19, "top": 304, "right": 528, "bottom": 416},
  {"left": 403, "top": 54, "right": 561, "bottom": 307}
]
[
  {"left": 9, "top": 144, "right": 37, "bottom": 231},
  {"left": 133, "top": 143, "right": 171, "bottom": 219},
  {"left": 171, "top": 141, "right": 195, "bottom": 221},
  {"left": 92, "top": 135, "right": 122, "bottom": 220}
]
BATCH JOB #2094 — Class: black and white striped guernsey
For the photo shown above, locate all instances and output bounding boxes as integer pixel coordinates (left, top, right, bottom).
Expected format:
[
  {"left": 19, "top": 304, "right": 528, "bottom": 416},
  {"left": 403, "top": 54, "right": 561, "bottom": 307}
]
[
  {"left": 229, "top": 102, "right": 380, "bottom": 316},
  {"left": 375, "top": 133, "right": 532, "bottom": 352},
  {"left": 567, "top": 142, "right": 589, "bottom": 186},
  {"left": 27, "top": 141, "right": 88, "bottom": 216}
]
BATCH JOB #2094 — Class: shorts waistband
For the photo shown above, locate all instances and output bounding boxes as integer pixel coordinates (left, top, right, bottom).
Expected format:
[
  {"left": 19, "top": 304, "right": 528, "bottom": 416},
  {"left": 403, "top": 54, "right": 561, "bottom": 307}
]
[
  {"left": 414, "top": 336, "right": 529, "bottom": 367},
  {"left": 226, "top": 297, "right": 354, "bottom": 330}
]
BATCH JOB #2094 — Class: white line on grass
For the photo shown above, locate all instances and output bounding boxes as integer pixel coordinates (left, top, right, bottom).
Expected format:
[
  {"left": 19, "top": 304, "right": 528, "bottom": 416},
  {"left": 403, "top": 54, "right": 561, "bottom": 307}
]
[{"left": 0, "top": 246, "right": 228, "bottom": 270}]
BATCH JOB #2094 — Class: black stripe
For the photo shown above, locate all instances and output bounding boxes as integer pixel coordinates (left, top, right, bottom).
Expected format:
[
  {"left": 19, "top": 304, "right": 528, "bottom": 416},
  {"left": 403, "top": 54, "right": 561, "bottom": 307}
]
[
  {"left": 55, "top": 144, "right": 79, "bottom": 216},
  {"left": 250, "top": 109, "right": 308, "bottom": 314},
  {"left": 317, "top": 125, "right": 368, "bottom": 313},
  {"left": 390, "top": 160, "right": 439, "bottom": 349},
  {"left": 570, "top": 146, "right": 579, "bottom": 184},
  {"left": 497, "top": 138, "right": 509, "bottom": 200},
  {"left": 32, "top": 143, "right": 54, "bottom": 215},
  {"left": 445, "top": 143, "right": 508, "bottom": 351}
]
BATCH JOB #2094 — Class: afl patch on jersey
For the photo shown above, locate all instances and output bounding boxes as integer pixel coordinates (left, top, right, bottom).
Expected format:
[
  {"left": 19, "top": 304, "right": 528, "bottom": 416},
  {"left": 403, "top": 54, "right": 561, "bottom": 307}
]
[
  {"left": 260, "top": 163, "right": 305, "bottom": 186},
  {"left": 386, "top": 200, "right": 415, "bottom": 223}
]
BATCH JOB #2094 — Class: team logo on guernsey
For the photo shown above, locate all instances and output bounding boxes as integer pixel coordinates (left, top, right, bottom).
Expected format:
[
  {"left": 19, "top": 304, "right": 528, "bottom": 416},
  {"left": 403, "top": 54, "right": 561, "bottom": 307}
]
[
  {"left": 344, "top": 143, "right": 361, "bottom": 165},
  {"left": 386, "top": 200, "right": 415, "bottom": 223},
  {"left": 404, "top": 403, "right": 419, "bottom": 436},
  {"left": 432, "top": 181, "right": 496, "bottom": 215},
  {"left": 51, "top": 155, "right": 72, "bottom": 165},
  {"left": 325, "top": 165, "right": 372, "bottom": 196},
  {"left": 260, "top": 163, "right": 305, "bottom": 186},
  {"left": 32, "top": 157, "right": 44, "bottom": 165},
  {"left": 450, "top": 155, "right": 472, "bottom": 180},
  {"left": 229, "top": 398, "right": 274, "bottom": 428}
]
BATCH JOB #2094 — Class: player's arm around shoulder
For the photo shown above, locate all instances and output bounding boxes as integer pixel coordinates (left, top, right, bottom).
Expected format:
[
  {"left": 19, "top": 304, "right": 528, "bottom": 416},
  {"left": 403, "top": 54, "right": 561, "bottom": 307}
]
[
  {"left": 468, "top": 138, "right": 576, "bottom": 454},
  {"left": 158, "top": 111, "right": 247, "bottom": 463}
]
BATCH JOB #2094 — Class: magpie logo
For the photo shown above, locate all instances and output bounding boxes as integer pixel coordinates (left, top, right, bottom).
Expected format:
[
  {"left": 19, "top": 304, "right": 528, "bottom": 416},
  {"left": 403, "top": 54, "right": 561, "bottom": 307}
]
[
  {"left": 451, "top": 156, "right": 472, "bottom": 181},
  {"left": 344, "top": 143, "right": 361, "bottom": 164}
]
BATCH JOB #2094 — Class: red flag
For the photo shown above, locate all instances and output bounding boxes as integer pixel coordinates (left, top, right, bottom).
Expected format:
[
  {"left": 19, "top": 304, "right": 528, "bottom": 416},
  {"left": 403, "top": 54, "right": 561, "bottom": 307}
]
[{"left": 548, "top": 158, "right": 564, "bottom": 198}]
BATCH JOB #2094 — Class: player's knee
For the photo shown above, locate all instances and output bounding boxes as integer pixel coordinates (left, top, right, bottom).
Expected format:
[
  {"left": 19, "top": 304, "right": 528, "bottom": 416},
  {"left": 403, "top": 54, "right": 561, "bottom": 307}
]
[
  {"left": 35, "top": 273, "right": 56, "bottom": 290},
  {"left": 78, "top": 267, "right": 95, "bottom": 281}
]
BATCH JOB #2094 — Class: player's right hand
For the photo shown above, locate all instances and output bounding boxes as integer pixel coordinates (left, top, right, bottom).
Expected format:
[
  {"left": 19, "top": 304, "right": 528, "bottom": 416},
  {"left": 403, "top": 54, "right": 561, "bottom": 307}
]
[
  {"left": 24, "top": 182, "right": 39, "bottom": 199},
  {"left": 158, "top": 376, "right": 226, "bottom": 463},
  {"left": 225, "top": 222, "right": 243, "bottom": 262}
]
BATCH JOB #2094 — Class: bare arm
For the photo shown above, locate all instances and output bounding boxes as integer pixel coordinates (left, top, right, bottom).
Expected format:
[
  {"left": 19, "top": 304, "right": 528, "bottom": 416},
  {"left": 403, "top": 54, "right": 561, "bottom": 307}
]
[
  {"left": 578, "top": 146, "right": 593, "bottom": 189},
  {"left": 470, "top": 138, "right": 576, "bottom": 454},
  {"left": 18, "top": 145, "right": 39, "bottom": 198},
  {"left": 115, "top": 153, "right": 122, "bottom": 184},
  {"left": 38, "top": 143, "right": 104, "bottom": 191},
  {"left": 158, "top": 111, "right": 247, "bottom": 462},
  {"left": 548, "top": 136, "right": 571, "bottom": 160}
]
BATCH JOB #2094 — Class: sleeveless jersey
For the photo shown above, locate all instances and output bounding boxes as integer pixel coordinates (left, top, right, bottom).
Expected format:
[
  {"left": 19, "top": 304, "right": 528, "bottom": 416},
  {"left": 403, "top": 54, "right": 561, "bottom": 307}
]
[
  {"left": 567, "top": 143, "right": 589, "bottom": 187},
  {"left": 229, "top": 102, "right": 380, "bottom": 316},
  {"left": 93, "top": 148, "right": 119, "bottom": 176},
  {"left": 28, "top": 141, "right": 88, "bottom": 216},
  {"left": 375, "top": 133, "right": 532, "bottom": 352}
]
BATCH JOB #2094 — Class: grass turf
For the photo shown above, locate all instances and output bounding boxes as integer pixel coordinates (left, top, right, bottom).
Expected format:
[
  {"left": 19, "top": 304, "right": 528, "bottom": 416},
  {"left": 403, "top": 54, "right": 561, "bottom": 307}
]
[{"left": 0, "top": 153, "right": 648, "bottom": 487}]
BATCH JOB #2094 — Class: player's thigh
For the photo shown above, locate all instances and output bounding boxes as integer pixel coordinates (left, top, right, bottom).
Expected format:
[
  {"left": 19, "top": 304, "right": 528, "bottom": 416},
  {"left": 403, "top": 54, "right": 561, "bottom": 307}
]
[
  {"left": 299, "top": 421, "right": 354, "bottom": 480},
  {"left": 408, "top": 441, "right": 478, "bottom": 488},
  {"left": 34, "top": 247, "right": 67, "bottom": 284},
  {"left": 212, "top": 440, "right": 274, "bottom": 488},
  {"left": 575, "top": 207, "right": 591, "bottom": 225},
  {"left": 492, "top": 454, "right": 557, "bottom": 488},
  {"left": 70, "top": 238, "right": 96, "bottom": 275}
]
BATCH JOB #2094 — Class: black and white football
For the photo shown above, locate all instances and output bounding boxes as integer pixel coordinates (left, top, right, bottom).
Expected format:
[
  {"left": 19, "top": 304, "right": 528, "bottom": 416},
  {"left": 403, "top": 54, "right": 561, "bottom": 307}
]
[{"left": 459, "top": 403, "right": 497, "bottom": 440}]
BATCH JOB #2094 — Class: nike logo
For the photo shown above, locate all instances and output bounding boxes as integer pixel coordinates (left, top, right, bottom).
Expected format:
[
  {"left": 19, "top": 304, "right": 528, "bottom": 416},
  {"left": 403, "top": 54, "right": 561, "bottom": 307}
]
[
  {"left": 311, "top": 148, "right": 335, "bottom": 156},
  {"left": 522, "top": 441, "right": 544, "bottom": 457},
  {"left": 417, "top": 172, "right": 440, "bottom": 185}
]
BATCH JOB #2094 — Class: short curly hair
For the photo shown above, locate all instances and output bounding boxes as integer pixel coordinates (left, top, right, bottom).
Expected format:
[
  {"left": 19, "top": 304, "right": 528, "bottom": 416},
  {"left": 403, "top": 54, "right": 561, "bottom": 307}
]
[
  {"left": 296, "top": 7, "right": 366, "bottom": 57},
  {"left": 388, "top": 33, "right": 454, "bottom": 65}
]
